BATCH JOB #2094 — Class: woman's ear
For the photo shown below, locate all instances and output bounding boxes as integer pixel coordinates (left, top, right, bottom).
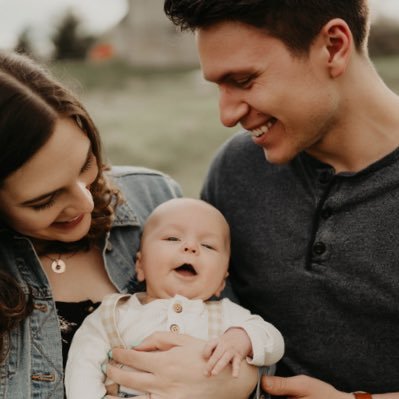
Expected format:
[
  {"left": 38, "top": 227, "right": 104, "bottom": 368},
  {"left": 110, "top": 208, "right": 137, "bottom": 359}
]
[
  {"left": 135, "top": 251, "right": 145, "bottom": 282},
  {"left": 321, "top": 18, "right": 352, "bottom": 78}
]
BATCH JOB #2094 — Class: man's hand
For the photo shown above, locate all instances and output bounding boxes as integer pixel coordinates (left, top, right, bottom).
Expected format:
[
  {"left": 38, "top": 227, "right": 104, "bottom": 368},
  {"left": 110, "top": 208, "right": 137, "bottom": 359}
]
[{"left": 262, "top": 374, "right": 352, "bottom": 399}]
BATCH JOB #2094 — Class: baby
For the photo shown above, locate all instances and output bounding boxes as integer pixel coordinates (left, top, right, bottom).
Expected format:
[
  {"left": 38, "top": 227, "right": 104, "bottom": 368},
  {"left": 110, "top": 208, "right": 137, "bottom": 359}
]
[{"left": 65, "top": 198, "right": 284, "bottom": 398}]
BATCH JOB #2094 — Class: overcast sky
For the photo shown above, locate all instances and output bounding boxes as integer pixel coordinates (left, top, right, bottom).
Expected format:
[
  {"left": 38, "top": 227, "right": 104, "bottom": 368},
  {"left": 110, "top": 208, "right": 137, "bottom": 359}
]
[
  {"left": 0, "top": 0, "right": 397, "bottom": 53},
  {"left": 0, "top": 0, "right": 128, "bottom": 52}
]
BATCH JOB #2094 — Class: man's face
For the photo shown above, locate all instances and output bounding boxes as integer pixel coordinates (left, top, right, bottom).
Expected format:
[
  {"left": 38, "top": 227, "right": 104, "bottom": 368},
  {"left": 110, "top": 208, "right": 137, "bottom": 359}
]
[{"left": 197, "top": 21, "right": 340, "bottom": 164}]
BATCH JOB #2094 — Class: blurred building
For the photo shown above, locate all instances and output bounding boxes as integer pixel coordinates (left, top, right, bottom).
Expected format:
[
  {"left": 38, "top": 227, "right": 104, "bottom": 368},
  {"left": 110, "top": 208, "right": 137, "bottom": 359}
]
[{"left": 91, "top": 0, "right": 199, "bottom": 67}]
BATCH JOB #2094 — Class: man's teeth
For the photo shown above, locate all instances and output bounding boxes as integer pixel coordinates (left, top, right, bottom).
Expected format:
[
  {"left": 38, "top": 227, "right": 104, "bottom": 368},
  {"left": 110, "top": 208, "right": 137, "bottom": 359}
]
[{"left": 250, "top": 118, "right": 276, "bottom": 138}]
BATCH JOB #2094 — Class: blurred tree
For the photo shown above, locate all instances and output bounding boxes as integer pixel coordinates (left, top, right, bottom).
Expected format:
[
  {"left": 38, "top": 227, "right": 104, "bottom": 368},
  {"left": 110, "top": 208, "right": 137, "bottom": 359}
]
[
  {"left": 369, "top": 17, "right": 399, "bottom": 57},
  {"left": 51, "top": 10, "right": 96, "bottom": 60},
  {"left": 14, "top": 28, "right": 35, "bottom": 57}
]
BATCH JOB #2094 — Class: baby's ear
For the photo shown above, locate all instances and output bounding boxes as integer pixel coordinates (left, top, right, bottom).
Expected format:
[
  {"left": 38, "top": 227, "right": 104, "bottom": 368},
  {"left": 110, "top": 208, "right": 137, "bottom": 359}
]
[
  {"left": 214, "top": 272, "right": 229, "bottom": 297},
  {"left": 135, "top": 251, "right": 145, "bottom": 282}
]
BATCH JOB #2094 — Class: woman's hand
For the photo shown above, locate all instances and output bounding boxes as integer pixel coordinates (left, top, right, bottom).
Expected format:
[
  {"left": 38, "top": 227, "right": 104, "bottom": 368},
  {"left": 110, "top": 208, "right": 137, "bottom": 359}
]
[
  {"left": 262, "top": 375, "right": 353, "bottom": 399},
  {"left": 105, "top": 331, "right": 258, "bottom": 399}
]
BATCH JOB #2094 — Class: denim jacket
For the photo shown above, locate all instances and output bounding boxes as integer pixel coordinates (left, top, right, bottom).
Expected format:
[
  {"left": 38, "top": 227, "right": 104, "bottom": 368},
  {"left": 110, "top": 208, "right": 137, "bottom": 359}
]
[{"left": 0, "top": 166, "right": 182, "bottom": 399}]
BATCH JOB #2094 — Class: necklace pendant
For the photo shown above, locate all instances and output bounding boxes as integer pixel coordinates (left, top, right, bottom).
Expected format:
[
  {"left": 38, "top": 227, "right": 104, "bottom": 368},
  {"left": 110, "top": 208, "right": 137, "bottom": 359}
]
[{"left": 51, "top": 259, "right": 66, "bottom": 274}]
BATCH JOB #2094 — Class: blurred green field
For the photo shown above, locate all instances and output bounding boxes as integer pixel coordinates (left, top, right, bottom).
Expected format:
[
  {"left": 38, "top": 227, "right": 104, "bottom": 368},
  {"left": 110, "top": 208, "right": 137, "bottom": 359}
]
[{"left": 51, "top": 55, "right": 399, "bottom": 197}]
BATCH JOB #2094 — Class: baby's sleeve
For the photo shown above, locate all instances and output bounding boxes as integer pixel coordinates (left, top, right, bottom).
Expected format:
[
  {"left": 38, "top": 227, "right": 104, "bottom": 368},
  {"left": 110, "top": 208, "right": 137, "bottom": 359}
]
[
  {"left": 221, "top": 298, "right": 285, "bottom": 366},
  {"left": 64, "top": 302, "right": 113, "bottom": 398}
]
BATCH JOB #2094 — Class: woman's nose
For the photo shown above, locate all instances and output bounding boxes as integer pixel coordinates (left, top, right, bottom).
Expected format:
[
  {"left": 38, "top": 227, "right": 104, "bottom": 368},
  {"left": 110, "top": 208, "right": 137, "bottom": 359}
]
[{"left": 66, "top": 182, "right": 94, "bottom": 214}]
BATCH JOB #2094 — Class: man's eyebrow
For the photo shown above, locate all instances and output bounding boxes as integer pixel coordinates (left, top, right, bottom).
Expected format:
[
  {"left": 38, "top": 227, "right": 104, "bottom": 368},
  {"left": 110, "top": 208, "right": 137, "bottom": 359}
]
[
  {"left": 206, "top": 71, "right": 235, "bottom": 84},
  {"left": 20, "top": 145, "right": 92, "bottom": 206}
]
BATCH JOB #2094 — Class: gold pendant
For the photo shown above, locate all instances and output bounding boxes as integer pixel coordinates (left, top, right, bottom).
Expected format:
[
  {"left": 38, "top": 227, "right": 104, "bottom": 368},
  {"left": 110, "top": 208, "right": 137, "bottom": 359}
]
[{"left": 51, "top": 259, "right": 66, "bottom": 273}]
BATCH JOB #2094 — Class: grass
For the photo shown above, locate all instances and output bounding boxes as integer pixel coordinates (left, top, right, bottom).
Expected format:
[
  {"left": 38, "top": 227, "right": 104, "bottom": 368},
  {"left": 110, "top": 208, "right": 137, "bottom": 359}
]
[{"left": 50, "top": 55, "right": 399, "bottom": 197}]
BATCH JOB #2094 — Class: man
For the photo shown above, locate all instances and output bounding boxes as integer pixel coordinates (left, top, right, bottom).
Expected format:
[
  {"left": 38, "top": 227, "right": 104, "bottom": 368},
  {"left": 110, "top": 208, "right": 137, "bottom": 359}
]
[{"left": 163, "top": 1, "right": 399, "bottom": 398}]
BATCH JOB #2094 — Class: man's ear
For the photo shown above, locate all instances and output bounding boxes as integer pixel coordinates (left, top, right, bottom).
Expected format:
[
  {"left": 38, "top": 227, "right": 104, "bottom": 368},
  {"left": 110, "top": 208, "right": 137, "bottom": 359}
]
[
  {"left": 321, "top": 18, "right": 352, "bottom": 78},
  {"left": 135, "top": 251, "right": 145, "bottom": 282}
]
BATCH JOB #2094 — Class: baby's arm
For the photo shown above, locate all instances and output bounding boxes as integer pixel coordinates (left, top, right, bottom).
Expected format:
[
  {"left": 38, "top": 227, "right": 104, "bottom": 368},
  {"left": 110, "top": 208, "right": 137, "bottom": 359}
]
[
  {"left": 203, "top": 327, "right": 252, "bottom": 377},
  {"left": 203, "top": 298, "right": 284, "bottom": 378},
  {"left": 65, "top": 300, "right": 116, "bottom": 398}
]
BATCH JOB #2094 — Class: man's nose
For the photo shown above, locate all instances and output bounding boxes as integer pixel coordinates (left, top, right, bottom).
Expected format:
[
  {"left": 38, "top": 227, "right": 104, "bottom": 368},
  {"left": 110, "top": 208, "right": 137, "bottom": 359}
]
[{"left": 219, "top": 85, "right": 249, "bottom": 128}]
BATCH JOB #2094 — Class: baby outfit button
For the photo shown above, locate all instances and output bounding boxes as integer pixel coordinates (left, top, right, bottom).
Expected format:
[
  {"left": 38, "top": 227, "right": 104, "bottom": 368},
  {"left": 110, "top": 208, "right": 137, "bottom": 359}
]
[
  {"left": 173, "top": 302, "right": 183, "bottom": 313},
  {"left": 169, "top": 324, "right": 180, "bottom": 333}
]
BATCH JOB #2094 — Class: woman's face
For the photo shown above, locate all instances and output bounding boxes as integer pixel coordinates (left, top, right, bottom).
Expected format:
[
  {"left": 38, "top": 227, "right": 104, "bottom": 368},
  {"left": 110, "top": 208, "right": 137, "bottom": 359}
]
[{"left": 0, "top": 117, "right": 98, "bottom": 242}]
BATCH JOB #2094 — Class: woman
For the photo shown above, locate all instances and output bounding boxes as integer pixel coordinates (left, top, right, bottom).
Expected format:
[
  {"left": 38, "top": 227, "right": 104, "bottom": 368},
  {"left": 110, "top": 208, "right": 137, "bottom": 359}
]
[
  {"left": 0, "top": 52, "right": 257, "bottom": 399},
  {"left": 0, "top": 51, "right": 181, "bottom": 398}
]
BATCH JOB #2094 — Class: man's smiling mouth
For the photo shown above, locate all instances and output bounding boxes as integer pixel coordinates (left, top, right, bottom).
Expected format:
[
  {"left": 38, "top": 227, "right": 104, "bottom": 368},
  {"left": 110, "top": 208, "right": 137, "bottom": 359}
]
[{"left": 249, "top": 117, "right": 277, "bottom": 138}]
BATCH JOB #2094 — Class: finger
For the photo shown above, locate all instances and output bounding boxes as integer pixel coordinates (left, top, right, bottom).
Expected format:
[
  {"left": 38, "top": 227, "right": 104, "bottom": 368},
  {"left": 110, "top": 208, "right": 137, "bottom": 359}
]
[
  {"left": 231, "top": 355, "right": 242, "bottom": 378},
  {"left": 105, "top": 362, "right": 154, "bottom": 393},
  {"left": 202, "top": 339, "right": 218, "bottom": 359},
  {"left": 134, "top": 331, "right": 189, "bottom": 351},
  {"left": 111, "top": 347, "right": 159, "bottom": 372},
  {"left": 211, "top": 352, "right": 233, "bottom": 376},
  {"left": 262, "top": 375, "right": 308, "bottom": 396},
  {"left": 204, "top": 344, "right": 225, "bottom": 375}
]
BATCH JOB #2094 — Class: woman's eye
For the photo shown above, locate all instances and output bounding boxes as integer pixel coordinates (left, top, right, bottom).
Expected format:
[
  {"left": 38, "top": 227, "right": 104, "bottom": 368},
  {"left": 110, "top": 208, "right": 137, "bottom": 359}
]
[
  {"left": 31, "top": 197, "right": 56, "bottom": 211},
  {"left": 81, "top": 152, "right": 94, "bottom": 173}
]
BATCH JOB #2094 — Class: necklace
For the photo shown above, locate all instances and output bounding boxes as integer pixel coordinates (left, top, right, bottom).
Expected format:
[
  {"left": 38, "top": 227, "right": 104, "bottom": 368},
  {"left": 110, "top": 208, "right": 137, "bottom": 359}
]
[{"left": 44, "top": 253, "right": 76, "bottom": 274}]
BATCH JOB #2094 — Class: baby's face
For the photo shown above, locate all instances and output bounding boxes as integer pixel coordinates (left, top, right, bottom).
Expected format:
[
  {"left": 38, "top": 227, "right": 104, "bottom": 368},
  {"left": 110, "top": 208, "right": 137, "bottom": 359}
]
[{"left": 136, "top": 199, "right": 230, "bottom": 301}]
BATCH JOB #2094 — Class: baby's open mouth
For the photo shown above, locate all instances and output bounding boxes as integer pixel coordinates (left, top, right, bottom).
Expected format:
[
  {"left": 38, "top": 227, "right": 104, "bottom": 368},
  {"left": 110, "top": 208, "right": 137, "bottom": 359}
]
[{"left": 174, "top": 263, "right": 197, "bottom": 276}]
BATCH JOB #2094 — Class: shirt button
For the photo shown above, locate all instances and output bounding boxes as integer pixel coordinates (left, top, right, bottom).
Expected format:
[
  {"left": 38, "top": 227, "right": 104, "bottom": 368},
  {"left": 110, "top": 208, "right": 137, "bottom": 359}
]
[
  {"left": 318, "top": 169, "right": 334, "bottom": 184},
  {"left": 313, "top": 241, "right": 326, "bottom": 255},
  {"left": 173, "top": 302, "right": 183, "bottom": 313},
  {"left": 321, "top": 207, "right": 332, "bottom": 219},
  {"left": 170, "top": 324, "right": 180, "bottom": 333}
]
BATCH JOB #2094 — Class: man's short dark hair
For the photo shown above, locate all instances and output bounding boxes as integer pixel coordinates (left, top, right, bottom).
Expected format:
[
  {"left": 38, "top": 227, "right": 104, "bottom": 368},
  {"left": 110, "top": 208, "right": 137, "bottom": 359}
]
[{"left": 164, "top": 0, "right": 370, "bottom": 55}]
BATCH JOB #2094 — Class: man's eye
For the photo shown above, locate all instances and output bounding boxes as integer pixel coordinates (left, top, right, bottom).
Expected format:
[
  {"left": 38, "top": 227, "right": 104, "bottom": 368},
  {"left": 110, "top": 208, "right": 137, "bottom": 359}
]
[{"left": 234, "top": 76, "right": 253, "bottom": 88}]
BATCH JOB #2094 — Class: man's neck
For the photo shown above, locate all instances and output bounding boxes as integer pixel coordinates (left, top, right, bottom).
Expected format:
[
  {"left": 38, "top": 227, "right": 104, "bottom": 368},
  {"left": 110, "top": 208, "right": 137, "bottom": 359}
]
[{"left": 307, "top": 60, "right": 399, "bottom": 173}]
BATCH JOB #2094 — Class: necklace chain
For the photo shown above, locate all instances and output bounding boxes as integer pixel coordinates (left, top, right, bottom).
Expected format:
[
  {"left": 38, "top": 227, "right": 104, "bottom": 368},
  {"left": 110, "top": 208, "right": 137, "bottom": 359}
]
[{"left": 44, "top": 252, "right": 76, "bottom": 274}]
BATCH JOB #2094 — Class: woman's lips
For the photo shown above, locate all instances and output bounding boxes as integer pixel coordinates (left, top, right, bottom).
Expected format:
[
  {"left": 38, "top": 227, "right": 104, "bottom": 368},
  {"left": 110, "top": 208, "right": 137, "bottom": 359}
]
[{"left": 52, "top": 214, "right": 85, "bottom": 229}]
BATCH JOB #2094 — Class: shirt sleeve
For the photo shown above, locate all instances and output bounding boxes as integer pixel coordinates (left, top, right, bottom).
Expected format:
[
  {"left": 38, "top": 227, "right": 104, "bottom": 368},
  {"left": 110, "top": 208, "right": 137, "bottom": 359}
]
[
  {"left": 221, "top": 298, "right": 285, "bottom": 366},
  {"left": 64, "top": 302, "right": 113, "bottom": 398}
]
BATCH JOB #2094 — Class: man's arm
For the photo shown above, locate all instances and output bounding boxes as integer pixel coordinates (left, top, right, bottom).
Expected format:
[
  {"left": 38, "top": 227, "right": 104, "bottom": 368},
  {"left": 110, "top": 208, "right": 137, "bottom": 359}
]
[{"left": 262, "top": 375, "right": 399, "bottom": 399}]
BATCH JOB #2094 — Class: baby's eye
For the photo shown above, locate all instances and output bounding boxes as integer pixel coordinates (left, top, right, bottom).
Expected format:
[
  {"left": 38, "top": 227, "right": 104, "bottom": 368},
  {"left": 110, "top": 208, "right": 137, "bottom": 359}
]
[
  {"left": 201, "top": 243, "right": 215, "bottom": 250},
  {"left": 165, "top": 237, "right": 180, "bottom": 242}
]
